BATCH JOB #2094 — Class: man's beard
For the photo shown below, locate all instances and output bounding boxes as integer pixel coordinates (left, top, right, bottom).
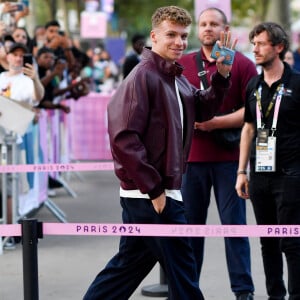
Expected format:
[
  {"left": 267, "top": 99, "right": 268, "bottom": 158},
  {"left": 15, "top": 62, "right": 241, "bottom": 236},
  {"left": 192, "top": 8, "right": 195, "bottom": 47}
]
[
  {"left": 202, "top": 40, "right": 217, "bottom": 47},
  {"left": 257, "top": 56, "right": 276, "bottom": 69}
]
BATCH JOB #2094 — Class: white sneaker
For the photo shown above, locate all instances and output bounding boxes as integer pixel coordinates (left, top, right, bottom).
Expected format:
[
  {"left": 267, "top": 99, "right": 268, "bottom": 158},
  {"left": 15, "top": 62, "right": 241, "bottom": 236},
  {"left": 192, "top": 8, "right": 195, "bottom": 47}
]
[
  {"left": 3, "top": 237, "right": 16, "bottom": 250},
  {"left": 48, "top": 189, "right": 57, "bottom": 197}
]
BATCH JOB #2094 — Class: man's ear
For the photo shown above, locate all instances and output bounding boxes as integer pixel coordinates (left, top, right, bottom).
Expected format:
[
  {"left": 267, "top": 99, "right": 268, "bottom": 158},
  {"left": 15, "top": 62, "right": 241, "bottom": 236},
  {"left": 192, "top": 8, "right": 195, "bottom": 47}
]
[
  {"left": 150, "top": 30, "right": 157, "bottom": 44},
  {"left": 277, "top": 43, "right": 285, "bottom": 56}
]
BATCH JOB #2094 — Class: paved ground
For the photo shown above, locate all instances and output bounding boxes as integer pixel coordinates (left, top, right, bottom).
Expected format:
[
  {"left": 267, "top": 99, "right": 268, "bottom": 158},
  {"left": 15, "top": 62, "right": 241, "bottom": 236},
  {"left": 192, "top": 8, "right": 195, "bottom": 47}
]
[{"left": 0, "top": 169, "right": 287, "bottom": 299}]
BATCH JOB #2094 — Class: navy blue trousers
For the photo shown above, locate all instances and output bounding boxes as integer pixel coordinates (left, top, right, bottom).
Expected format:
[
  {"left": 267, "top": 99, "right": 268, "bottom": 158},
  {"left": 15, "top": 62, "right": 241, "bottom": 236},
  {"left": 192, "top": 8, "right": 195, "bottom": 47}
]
[
  {"left": 83, "top": 197, "right": 204, "bottom": 300},
  {"left": 250, "top": 172, "right": 300, "bottom": 300},
  {"left": 181, "top": 161, "right": 254, "bottom": 295}
]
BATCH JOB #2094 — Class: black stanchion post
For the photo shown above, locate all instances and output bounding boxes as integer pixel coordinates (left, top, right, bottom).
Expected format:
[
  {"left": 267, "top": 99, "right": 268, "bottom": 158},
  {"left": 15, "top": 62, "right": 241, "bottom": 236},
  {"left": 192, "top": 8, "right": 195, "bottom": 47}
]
[
  {"left": 21, "top": 218, "right": 43, "bottom": 300},
  {"left": 141, "top": 265, "right": 168, "bottom": 297}
]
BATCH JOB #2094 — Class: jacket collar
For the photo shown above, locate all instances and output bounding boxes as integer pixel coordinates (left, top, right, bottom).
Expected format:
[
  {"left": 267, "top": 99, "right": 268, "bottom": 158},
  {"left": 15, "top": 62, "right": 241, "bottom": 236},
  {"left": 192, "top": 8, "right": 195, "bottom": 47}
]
[{"left": 141, "top": 47, "right": 184, "bottom": 77}]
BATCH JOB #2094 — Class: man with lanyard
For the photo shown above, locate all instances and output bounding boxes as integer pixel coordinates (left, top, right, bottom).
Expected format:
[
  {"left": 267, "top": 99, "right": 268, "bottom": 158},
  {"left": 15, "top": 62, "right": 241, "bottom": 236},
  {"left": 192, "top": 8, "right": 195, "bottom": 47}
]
[
  {"left": 179, "top": 7, "right": 256, "bottom": 300},
  {"left": 236, "top": 22, "right": 300, "bottom": 300}
]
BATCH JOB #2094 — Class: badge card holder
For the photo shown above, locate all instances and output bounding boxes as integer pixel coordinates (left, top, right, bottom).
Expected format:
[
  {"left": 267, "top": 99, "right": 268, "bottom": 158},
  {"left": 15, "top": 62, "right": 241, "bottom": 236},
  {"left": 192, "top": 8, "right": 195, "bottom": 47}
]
[
  {"left": 255, "top": 129, "right": 276, "bottom": 172},
  {"left": 255, "top": 83, "right": 284, "bottom": 173}
]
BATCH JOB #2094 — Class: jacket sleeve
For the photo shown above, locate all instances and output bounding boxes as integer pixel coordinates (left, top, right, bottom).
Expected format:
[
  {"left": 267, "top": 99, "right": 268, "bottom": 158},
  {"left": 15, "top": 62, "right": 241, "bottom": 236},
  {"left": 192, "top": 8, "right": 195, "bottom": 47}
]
[
  {"left": 195, "top": 71, "right": 231, "bottom": 121},
  {"left": 107, "top": 72, "right": 164, "bottom": 199}
]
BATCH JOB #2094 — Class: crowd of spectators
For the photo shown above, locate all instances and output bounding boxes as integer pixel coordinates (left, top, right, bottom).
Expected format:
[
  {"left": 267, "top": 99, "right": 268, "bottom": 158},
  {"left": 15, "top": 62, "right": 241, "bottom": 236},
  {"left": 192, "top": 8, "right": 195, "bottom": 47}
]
[{"left": 0, "top": 2, "right": 126, "bottom": 249}]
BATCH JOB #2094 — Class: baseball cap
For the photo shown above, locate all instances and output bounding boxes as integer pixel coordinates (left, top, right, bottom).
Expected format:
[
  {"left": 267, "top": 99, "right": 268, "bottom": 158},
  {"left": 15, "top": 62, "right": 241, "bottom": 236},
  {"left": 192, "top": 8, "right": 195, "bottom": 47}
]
[{"left": 7, "top": 42, "right": 28, "bottom": 54}]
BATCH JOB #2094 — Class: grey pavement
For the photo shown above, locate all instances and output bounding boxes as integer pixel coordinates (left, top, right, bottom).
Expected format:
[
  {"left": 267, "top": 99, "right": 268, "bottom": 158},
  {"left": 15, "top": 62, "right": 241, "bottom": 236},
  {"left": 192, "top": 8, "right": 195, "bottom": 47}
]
[{"left": 0, "top": 170, "right": 286, "bottom": 299}]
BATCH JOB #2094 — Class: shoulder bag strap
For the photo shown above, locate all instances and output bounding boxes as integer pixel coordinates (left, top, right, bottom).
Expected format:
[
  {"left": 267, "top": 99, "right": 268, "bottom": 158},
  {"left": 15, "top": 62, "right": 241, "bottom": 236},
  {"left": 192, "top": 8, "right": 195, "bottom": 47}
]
[{"left": 196, "top": 51, "right": 209, "bottom": 89}]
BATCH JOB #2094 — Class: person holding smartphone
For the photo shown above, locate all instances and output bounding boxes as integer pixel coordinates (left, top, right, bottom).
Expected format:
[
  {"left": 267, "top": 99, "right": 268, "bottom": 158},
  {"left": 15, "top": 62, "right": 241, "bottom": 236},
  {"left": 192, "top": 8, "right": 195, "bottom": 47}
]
[
  {"left": 44, "top": 20, "right": 75, "bottom": 70},
  {"left": 0, "top": 42, "right": 44, "bottom": 238},
  {"left": 0, "top": 42, "right": 43, "bottom": 104},
  {"left": 0, "top": 2, "right": 29, "bottom": 34}
]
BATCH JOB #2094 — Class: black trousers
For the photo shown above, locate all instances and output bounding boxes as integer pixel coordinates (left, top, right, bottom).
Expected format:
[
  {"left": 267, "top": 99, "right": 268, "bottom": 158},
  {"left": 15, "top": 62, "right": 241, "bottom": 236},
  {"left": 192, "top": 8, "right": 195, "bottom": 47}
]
[
  {"left": 250, "top": 172, "right": 300, "bottom": 300},
  {"left": 83, "top": 197, "right": 204, "bottom": 300}
]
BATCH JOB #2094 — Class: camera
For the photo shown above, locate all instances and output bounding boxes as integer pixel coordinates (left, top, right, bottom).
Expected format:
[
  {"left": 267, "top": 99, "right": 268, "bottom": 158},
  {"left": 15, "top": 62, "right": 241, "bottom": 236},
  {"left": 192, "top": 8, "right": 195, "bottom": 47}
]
[
  {"left": 15, "top": 3, "right": 24, "bottom": 11},
  {"left": 210, "top": 43, "right": 235, "bottom": 65}
]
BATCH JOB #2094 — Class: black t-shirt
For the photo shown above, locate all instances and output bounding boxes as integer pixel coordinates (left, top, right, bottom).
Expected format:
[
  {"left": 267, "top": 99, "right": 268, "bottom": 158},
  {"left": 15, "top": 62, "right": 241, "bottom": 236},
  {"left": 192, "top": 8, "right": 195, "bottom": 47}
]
[
  {"left": 122, "top": 53, "right": 140, "bottom": 79},
  {"left": 245, "top": 62, "right": 300, "bottom": 173}
]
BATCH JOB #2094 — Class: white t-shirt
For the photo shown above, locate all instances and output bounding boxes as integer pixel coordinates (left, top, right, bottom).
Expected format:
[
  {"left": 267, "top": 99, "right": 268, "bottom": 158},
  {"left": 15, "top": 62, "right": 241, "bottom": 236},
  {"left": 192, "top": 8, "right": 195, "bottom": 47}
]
[
  {"left": 0, "top": 72, "right": 36, "bottom": 143},
  {"left": 0, "top": 72, "right": 37, "bottom": 106}
]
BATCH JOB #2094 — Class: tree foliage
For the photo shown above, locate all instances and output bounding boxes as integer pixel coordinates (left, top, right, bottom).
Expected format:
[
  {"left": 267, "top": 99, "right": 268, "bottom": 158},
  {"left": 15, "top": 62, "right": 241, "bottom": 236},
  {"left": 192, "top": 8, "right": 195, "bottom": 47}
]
[
  {"left": 231, "top": 0, "right": 271, "bottom": 27},
  {"left": 30, "top": 0, "right": 290, "bottom": 44},
  {"left": 113, "top": 0, "right": 193, "bottom": 37},
  {"left": 111, "top": 0, "right": 274, "bottom": 46}
]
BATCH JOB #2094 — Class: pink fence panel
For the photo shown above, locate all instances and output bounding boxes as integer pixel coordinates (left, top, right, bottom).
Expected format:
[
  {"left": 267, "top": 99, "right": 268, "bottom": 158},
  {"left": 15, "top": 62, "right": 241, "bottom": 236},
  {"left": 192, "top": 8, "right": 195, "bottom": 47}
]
[{"left": 68, "top": 92, "right": 112, "bottom": 161}]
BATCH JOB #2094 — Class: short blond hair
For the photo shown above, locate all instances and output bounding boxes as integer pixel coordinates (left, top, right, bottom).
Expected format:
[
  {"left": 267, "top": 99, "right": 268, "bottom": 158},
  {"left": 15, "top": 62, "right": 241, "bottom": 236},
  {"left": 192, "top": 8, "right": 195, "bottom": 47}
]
[{"left": 151, "top": 6, "right": 192, "bottom": 29}]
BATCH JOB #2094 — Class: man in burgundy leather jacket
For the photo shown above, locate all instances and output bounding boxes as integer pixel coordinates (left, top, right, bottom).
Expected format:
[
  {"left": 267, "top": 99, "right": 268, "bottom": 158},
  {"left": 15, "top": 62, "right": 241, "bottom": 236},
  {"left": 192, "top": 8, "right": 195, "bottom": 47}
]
[{"left": 83, "top": 5, "right": 234, "bottom": 300}]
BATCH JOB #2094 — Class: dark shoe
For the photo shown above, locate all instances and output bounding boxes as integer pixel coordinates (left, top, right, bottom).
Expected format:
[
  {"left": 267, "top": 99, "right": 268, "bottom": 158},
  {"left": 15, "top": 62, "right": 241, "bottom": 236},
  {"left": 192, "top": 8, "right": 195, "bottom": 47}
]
[
  {"left": 3, "top": 237, "right": 16, "bottom": 250},
  {"left": 48, "top": 176, "right": 63, "bottom": 189},
  {"left": 236, "top": 293, "right": 254, "bottom": 300}
]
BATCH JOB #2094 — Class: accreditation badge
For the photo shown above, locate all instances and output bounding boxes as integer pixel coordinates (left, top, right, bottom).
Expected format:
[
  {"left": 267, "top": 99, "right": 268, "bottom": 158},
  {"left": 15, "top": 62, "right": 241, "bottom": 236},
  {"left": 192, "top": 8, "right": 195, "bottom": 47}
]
[{"left": 255, "top": 130, "right": 276, "bottom": 172}]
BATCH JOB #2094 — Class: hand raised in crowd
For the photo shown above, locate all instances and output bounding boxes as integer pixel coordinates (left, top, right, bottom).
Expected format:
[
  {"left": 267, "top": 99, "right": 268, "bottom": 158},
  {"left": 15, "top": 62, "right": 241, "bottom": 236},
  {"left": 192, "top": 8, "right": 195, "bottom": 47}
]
[
  {"left": 47, "top": 34, "right": 69, "bottom": 50},
  {"left": 59, "top": 104, "right": 70, "bottom": 114},
  {"left": 215, "top": 30, "right": 237, "bottom": 78},
  {"left": 52, "top": 58, "right": 67, "bottom": 77},
  {"left": 14, "top": 6, "right": 30, "bottom": 23},
  {"left": 22, "top": 62, "right": 38, "bottom": 81},
  {"left": 47, "top": 34, "right": 61, "bottom": 49},
  {"left": 1, "top": 1, "right": 20, "bottom": 14},
  {"left": 69, "top": 77, "right": 90, "bottom": 100}
]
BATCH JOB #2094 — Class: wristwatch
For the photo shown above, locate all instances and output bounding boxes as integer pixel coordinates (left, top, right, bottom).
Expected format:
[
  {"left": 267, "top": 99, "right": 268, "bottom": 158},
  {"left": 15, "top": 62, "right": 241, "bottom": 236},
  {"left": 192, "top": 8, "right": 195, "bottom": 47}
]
[{"left": 237, "top": 170, "right": 247, "bottom": 175}]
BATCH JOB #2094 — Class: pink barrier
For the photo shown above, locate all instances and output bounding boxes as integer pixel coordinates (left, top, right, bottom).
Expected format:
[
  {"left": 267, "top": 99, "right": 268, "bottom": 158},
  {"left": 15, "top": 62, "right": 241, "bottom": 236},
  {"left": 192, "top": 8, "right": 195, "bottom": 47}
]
[
  {"left": 18, "top": 111, "right": 49, "bottom": 214},
  {"left": 1, "top": 223, "right": 300, "bottom": 237},
  {"left": 38, "top": 110, "right": 49, "bottom": 204},
  {"left": 0, "top": 162, "right": 114, "bottom": 173},
  {"left": 68, "top": 92, "right": 113, "bottom": 160}
]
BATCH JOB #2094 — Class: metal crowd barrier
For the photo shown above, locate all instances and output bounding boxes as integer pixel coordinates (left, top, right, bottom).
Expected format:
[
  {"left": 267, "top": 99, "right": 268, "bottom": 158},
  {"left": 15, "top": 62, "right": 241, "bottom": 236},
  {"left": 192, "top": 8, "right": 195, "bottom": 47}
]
[
  {"left": 0, "top": 109, "right": 80, "bottom": 240},
  {"left": 1, "top": 92, "right": 114, "bottom": 241},
  {"left": 1, "top": 133, "right": 19, "bottom": 248}
]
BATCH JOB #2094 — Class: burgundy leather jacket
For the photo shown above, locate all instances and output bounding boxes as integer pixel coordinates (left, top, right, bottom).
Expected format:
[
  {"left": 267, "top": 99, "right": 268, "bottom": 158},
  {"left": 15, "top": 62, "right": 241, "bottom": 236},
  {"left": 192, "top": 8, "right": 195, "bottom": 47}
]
[{"left": 108, "top": 48, "right": 230, "bottom": 199}]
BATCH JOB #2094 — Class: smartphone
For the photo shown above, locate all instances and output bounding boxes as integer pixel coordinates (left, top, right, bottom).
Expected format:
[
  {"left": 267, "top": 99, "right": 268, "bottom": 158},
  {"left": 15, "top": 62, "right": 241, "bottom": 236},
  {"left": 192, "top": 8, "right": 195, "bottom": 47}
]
[
  {"left": 210, "top": 43, "right": 235, "bottom": 65},
  {"left": 23, "top": 54, "right": 33, "bottom": 66},
  {"left": 15, "top": 3, "right": 24, "bottom": 11}
]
